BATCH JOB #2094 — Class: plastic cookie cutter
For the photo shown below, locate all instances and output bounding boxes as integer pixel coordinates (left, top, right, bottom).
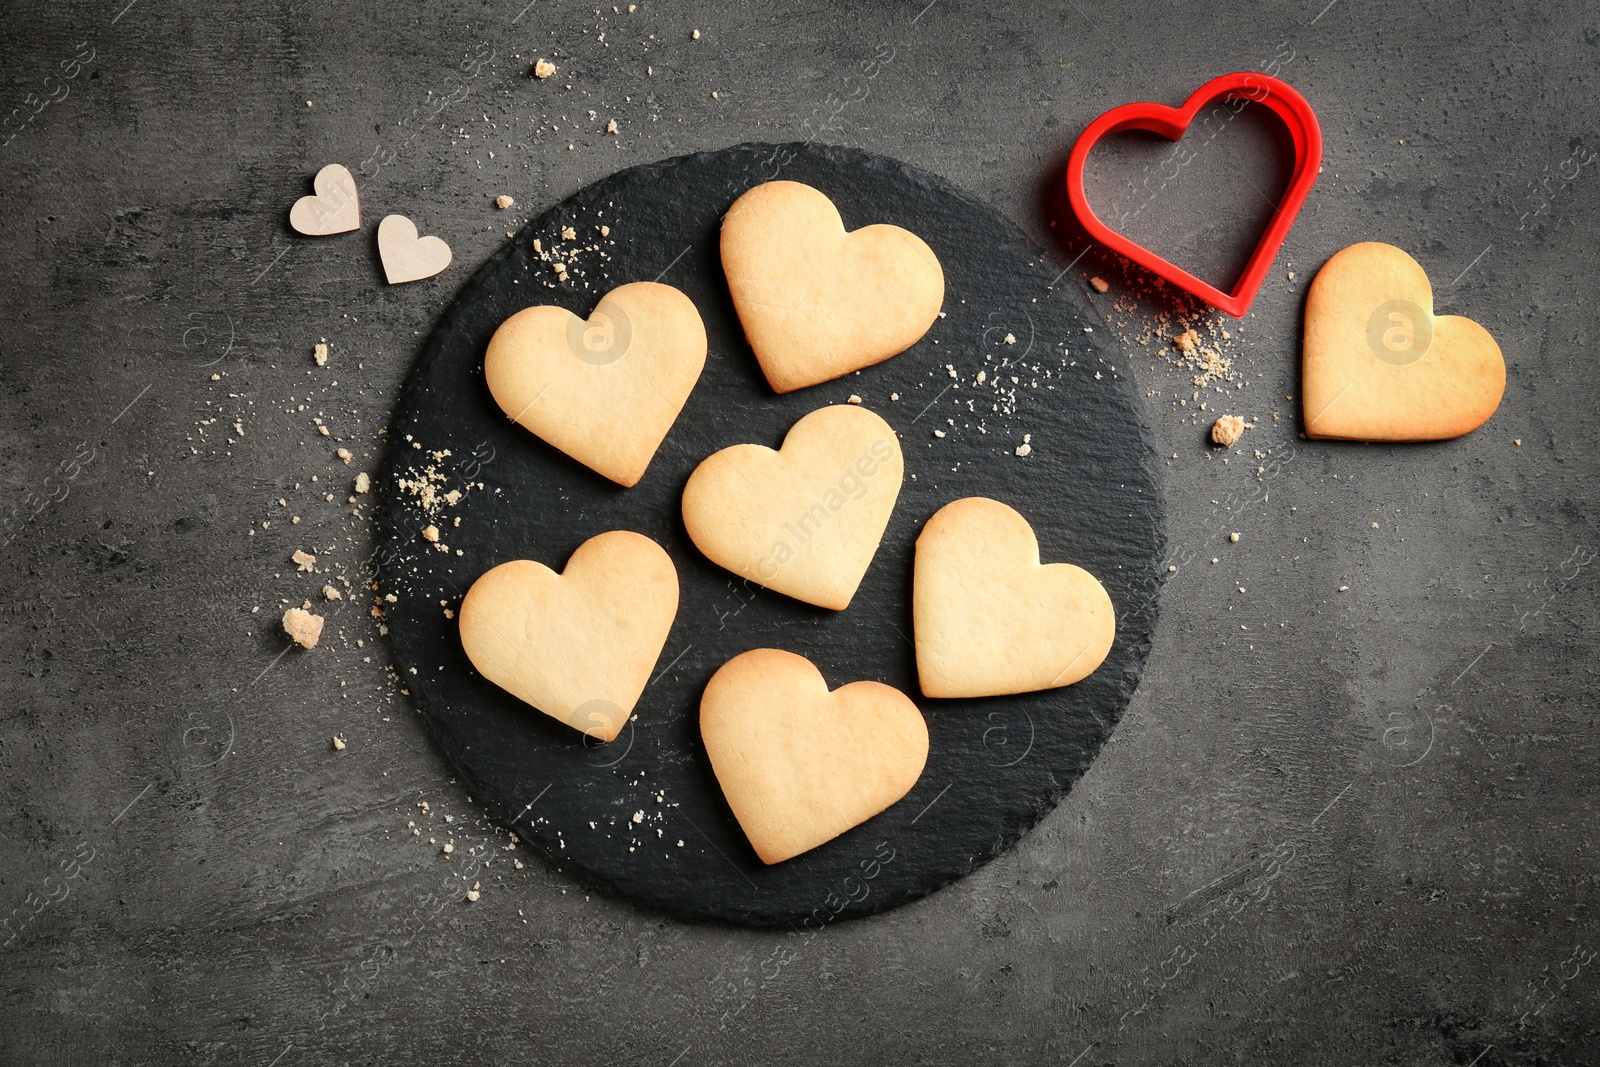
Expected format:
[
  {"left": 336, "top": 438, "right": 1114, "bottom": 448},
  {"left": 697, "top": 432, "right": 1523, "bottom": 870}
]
[{"left": 1064, "top": 71, "right": 1323, "bottom": 318}]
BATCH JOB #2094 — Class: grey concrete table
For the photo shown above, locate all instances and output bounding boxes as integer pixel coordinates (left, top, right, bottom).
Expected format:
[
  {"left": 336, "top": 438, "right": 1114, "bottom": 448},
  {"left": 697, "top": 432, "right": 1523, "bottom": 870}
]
[{"left": 1, "top": 1, "right": 1595, "bottom": 1063}]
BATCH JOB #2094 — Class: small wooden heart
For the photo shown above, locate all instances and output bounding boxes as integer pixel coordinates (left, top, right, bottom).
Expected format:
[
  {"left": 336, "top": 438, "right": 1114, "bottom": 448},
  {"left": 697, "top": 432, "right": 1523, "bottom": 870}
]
[
  {"left": 700, "top": 648, "right": 928, "bottom": 864},
  {"left": 289, "top": 164, "right": 361, "bottom": 236},
  {"left": 681, "top": 404, "right": 903, "bottom": 609},
  {"left": 484, "top": 282, "right": 708, "bottom": 487},
  {"left": 720, "top": 180, "right": 944, "bottom": 393},
  {"left": 457, "top": 531, "right": 679, "bottom": 742},
  {"left": 377, "top": 214, "right": 452, "bottom": 284},
  {"left": 1303, "top": 242, "right": 1505, "bottom": 441},
  {"left": 914, "top": 497, "right": 1115, "bottom": 698}
]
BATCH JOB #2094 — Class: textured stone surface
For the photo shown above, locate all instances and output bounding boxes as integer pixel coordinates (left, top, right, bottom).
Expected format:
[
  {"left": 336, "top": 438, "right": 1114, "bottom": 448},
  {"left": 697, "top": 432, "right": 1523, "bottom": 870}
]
[{"left": 1, "top": 0, "right": 1596, "bottom": 1063}]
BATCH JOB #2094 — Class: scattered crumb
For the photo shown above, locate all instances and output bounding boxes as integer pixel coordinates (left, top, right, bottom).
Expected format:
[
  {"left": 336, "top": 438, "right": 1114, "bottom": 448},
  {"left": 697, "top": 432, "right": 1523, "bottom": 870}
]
[
  {"left": 1229, "top": 532, "right": 1240, "bottom": 543},
  {"left": 495, "top": 194, "right": 515, "bottom": 209},
  {"left": 355, "top": 472, "right": 371, "bottom": 494},
  {"left": 336, "top": 447, "right": 353, "bottom": 463},
  {"left": 283, "top": 607, "right": 324, "bottom": 649},
  {"left": 1172, "top": 328, "right": 1200, "bottom": 352},
  {"left": 933, "top": 429, "right": 946, "bottom": 439},
  {"left": 466, "top": 885, "right": 481, "bottom": 903},
  {"left": 292, "top": 549, "right": 317, "bottom": 572},
  {"left": 606, "top": 119, "right": 618, "bottom": 134},
  {"left": 1211, "top": 415, "right": 1245, "bottom": 447},
  {"left": 534, "top": 58, "right": 556, "bottom": 79},
  {"left": 422, "top": 525, "right": 440, "bottom": 543},
  {"left": 847, "top": 395, "right": 862, "bottom": 404},
  {"left": 210, "top": 373, "right": 221, "bottom": 381},
  {"left": 323, "top": 584, "right": 342, "bottom": 601},
  {"left": 1338, "top": 585, "right": 1349, "bottom": 592},
  {"left": 1004, "top": 332, "right": 1016, "bottom": 345},
  {"left": 691, "top": 28, "right": 701, "bottom": 39},
  {"left": 1015, "top": 433, "right": 1032, "bottom": 457},
  {"left": 1089, "top": 276, "right": 1109, "bottom": 293},
  {"left": 331, "top": 735, "right": 346, "bottom": 751},
  {"left": 600, "top": 225, "right": 610, "bottom": 237},
  {"left": 1514, "top": 439, "right": 1522, "bottom": 447}
]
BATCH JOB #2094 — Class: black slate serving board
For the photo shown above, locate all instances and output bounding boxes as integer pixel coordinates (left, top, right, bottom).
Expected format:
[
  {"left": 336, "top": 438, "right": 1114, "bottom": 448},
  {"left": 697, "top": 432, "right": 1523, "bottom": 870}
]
[{"left": 377, "top": 142, "right": 1166, "bottom": 926}]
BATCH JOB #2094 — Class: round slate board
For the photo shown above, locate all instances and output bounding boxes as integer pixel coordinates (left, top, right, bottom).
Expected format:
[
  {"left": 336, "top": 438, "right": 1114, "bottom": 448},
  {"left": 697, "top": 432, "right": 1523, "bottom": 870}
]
[{"left": 378, "top": 142, "right": 1166, "bottom": 926}]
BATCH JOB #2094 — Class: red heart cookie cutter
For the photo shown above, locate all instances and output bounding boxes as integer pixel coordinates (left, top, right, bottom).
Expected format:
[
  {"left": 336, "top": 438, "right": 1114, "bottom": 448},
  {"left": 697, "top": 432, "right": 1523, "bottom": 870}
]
[{"left": 1065, "top": 72, "right": 1322, "bottom": 318}]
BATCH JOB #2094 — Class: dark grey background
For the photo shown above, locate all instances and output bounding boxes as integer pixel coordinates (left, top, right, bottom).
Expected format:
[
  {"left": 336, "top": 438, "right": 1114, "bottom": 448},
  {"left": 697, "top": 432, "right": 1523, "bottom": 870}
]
[{"left": 1, "top": 0, "right": 1595, "bottom": 1063}]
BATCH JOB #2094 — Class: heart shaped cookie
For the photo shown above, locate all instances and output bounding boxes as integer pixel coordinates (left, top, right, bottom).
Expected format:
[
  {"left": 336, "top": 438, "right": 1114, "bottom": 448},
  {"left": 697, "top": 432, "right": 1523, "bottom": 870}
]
[
  {"left": 1303, "top": 242, "right": 1505, "bottom": 441},
  {"left": 485, "top": 282, "right": 708, "bottom": 488},
  {"left": 682, "top": 404, "right": 903, "bottom": 610},
  {"left": 377, "top": 214, "right": 452, "bottom": 284},
  {"left": 458, "top": 531, "right": 678, "bottom": 741},
  {"left": 914, "top": 497, "right": 1114, "bottom": 699},
  {"left": 289, "top": 163, "right": 361, "bottom": 236},
  {"left": 700, "top": 648, "right": 928, "bottom": 865},
  {"left": 720, "top": 180, "right": 944, "bottom": 393}
]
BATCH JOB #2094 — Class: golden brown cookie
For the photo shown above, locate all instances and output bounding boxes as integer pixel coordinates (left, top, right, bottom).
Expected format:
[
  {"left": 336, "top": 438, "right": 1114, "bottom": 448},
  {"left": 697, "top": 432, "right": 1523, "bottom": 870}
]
[
  {"left": 458, "top": 531, "right": 678, "bottom": 741},
  {"left": 700, "top": 648, "right": 928, "bottom": 864},
  {"left": 720, "top": 180, "right": 944, "bottom": 393},
  {"left": 913, "top": 497, "right": 1114, "bottom": 698},
  {"left": 1303, "top": 242, "right": 1505, "bottom": 441},
  {"left": 681, "top": 404, "right": 903, "bottom": 610},
  {"left": 485, "top": 282, "right": 707, "bottom": 487}
]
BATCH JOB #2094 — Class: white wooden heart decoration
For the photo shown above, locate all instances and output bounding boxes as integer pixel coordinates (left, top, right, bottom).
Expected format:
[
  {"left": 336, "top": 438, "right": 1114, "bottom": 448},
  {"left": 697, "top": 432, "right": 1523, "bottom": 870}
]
[
  {"left": 377, "top": 214, "right": 452, "bottom": 284},
  {"left": 289, "top": 164, "right": 361, "bottom": 236}
]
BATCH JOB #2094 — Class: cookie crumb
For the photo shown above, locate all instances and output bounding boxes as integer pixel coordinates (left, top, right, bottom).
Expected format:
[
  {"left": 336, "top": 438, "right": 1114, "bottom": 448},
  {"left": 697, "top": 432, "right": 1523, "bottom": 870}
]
[
  {"left": 210, "top": 373, "right": 221, "bottom": 381},
  {"left": 600, "top": 225, "right": 611, "bottom": 237},
  {"left": 691, "top": 28, "right": 701, "bottom": 39},
  {"left": 292, "top": 549, "right": 317, "bottom": 572},
  {"left": 283, "top": 607, "right": 323, "bottom": 649},
  {"left": 1173, "top": 328, "right": 1200, "bottom": 353},
  {"left": 1015, "top": 433, "right": 1032, "bottom": 457},
  {"left": 1229, "top": 532, "right": 1240, "bottom": 543},
  {"left": 355, "top": 472, "right": 371, "bottom": 494},
  {"left": 323, "top": 584, "right": 341, "bottom": 601},
  {"left": 1089, "top": 276, "right": 1109, "bottom": 293},
  {"left": 495, "top": 194, "right": 515, "bottom": 209},
  {"left": 847, "top": 395, "right": 862, "bottom": 404},
  {"left": 533, "top": 58, "right": 556, "bottom": 79},
  {"left": 1514, "top": 439, "right": 1522, "bottom": 446},
  {"left": 331, "top": 735, "right": 346, "bottom": 751},
  {"left": 605, "top": 118, "right": 619, "bottom": 134},
  {"left": 422, "top": 525, "right": 440, "bottom": 543},
  {"left": 1211, "top": 414, "right": 1246, "bottom": 447},
  {"left": 1004, "top": 332, "right": 1016, "bottom": 345},
  {"left": 313, "top": 342, "right": 329, "bottom": 367}
]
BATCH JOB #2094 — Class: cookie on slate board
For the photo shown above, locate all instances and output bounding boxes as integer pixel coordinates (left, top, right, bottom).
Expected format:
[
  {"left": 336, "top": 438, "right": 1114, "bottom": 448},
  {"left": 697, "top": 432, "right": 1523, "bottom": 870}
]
[
  {"left": 458, "top": 531, "right": 678, "bottom": 742},
  {"left": 720, "top": 180, "right": 944, "bottom": 393},
  {"left": 914, "top": 497, "right": 1115, "bottom": 699},
  {"left": 681, "top": 404, "right": 904, "bottom": 610},
  {"left": 700, "top": 648, "right": 929, "bottom": 865},
  {"left": 1303, "top": 242, "right": 1505, "bottom": 442},
  {"left": 484, "top": 282, "right": 708, "bottom": 487}
]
